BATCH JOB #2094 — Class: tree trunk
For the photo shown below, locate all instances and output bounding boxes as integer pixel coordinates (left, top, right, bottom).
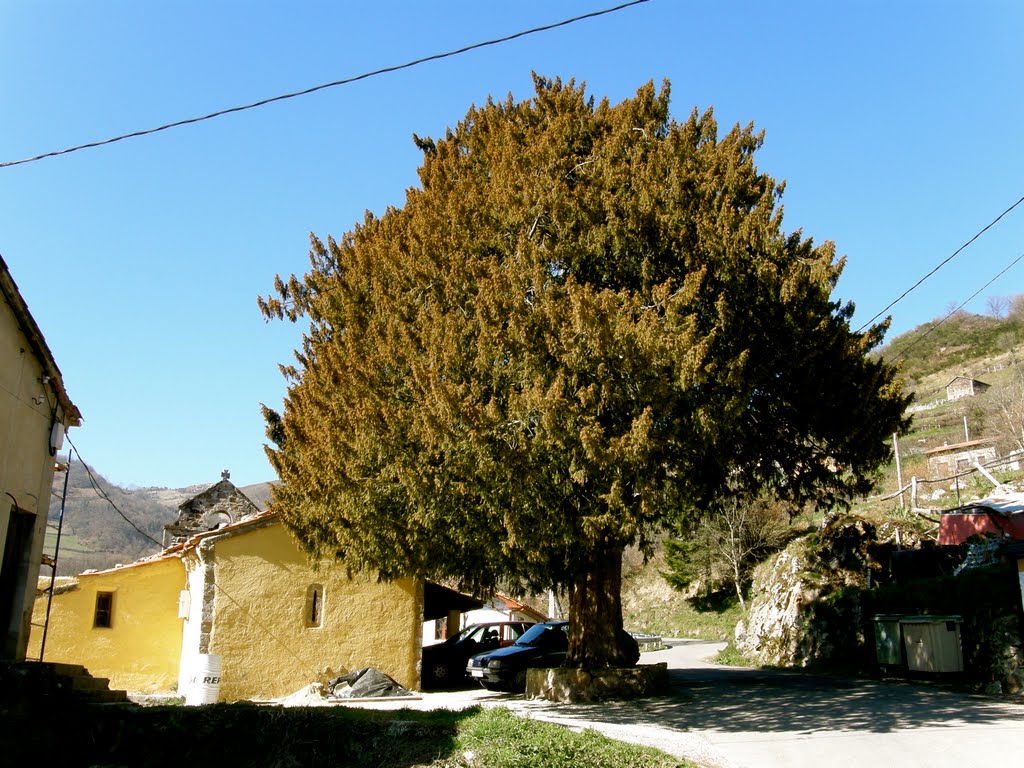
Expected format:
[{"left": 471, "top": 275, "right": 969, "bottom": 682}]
[
  {"left": 732, "top": 558, "right": 746, "bottom": 612},
  {"left": 566, "top": 547, "right": 625, "bottom": 668}
]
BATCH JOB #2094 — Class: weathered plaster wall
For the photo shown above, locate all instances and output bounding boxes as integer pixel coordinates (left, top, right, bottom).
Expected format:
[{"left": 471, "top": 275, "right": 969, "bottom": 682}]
[
  {"left": 0, "top": 296, "right": 64, "bottom": 660},
  {"left": 177, "top": 547, "right": 210, "bottom": 693},
  {"left": 27, "top": 556, "right": 185, "bottom": 691},
  {"left": 208, "top": 523, "right": 422, "bottom": 700}
]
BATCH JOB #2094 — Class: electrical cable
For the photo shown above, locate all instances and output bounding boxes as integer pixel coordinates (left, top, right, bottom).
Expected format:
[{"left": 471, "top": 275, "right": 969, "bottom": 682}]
[
  {"left": 0, "top": 0, "right": 652, "bottom": 170},
  {"left": 857, "top": 192, "right": 1024, "bottom": 332},
  {"left": 884, "top": 250, "right": 1024, "bottom": 364},
  {"left": 210, "top": 579, "right": 319, "bottom": 679},
  {"left": 58, "top": 439, "right": 317, "bottom": 672},
  {"left": 65, "top": 434, "right": 163, "bottom": 548}
]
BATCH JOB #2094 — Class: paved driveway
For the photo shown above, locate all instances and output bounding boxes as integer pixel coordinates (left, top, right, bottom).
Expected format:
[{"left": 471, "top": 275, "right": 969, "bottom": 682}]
[{"left": 331, "top": 639, "right": 1024, "bottom": 768}]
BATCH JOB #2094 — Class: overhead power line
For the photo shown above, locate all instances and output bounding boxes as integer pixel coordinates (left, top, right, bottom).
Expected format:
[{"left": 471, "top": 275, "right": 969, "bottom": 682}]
[
  {"left": 0, "top": 0, "right": 653, "bottom": 170},
  {"left": 857, "top": 192, "right": 1024, "bottom": 333},
  {"left": 65, "top": 435, "right": 163, "bottom": 548},
  {"left": 885, "top": 249, "right": 1024, "bottom": 364}
]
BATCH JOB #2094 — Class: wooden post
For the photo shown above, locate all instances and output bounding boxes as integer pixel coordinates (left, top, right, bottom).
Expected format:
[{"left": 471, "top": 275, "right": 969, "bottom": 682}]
[
  {"left": 446, "top": 610, "right": 460, "bottom": 639},
  {"left": 893, "top": 434, "right": 905, "bottom": 509}
]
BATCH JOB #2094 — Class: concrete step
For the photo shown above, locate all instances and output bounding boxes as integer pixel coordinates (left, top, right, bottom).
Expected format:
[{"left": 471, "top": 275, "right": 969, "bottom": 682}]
[
  {"left": 77, "top": 687, "right": 129, "bottom": 704},
  {"left": 72, "top": 675, "right": 111, "bottom": 692},
  {"left": 1, "top": 661, "right": 131, "bottom": 706},
  {"left": 49, "top": 662, "right": 88, "bottom": 678}
]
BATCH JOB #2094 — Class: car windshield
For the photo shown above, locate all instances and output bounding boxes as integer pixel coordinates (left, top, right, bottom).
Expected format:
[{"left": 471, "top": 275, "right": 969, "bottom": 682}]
[
  {"left": 516, "top": 623, "right": 563, "bottom": 646},
  {"left": 449, "top": 626, "right": 481, "bottom": 643}
]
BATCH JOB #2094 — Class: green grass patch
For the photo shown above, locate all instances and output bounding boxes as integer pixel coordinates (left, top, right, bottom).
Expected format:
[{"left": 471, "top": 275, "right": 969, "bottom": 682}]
[
  {"left": 43, "top": 530, "right": 87, "bottom": 552},
  {"left": 713, "top": 642, "right": 754, "bottom": 667},
  {"left": 626, "top": 597, "right": 744, "bottom": 641},
  {"left": 448, "top": 707, "right": 689, "bottom": 768},
  {"left": 8, "top": 699, "right": 693, "bottom": 768}
]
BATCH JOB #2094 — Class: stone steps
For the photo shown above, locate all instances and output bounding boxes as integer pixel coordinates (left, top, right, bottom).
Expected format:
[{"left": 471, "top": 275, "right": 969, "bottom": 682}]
[{"left": 0, "top": 661, "right": 129, "bottom": 705}]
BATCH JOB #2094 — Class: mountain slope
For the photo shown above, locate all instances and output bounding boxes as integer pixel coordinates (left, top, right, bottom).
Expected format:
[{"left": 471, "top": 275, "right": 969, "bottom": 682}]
[{"left": 46, "top": 463, "right": 272, "bottom": 576}]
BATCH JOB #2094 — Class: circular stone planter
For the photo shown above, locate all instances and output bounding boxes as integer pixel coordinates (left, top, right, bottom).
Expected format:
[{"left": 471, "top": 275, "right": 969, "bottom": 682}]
[{"left": 525, "top": 663, "right": 669, "bottom": 703}]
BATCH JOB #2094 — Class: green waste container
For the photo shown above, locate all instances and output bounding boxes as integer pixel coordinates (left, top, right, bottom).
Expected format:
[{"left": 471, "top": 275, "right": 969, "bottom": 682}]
[{"left": 872, "top": 614, "right": 904, "bottom": 668}]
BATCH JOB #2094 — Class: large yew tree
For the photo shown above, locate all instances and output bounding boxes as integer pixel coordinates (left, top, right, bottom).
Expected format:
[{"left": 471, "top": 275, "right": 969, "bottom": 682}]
[{"left": 259, "top": 76, "right": 910, "bottom": 667}]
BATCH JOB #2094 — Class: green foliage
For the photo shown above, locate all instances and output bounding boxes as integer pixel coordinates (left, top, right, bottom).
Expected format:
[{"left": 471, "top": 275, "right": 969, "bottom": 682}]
[
  {"left": 713, "top": 641, "right": 754, "bottom": 667},
  {"left": 880, "top": 309, "right": 1024, "bottom": 387},
  {"left": 451, "top": 707, "right": 685, "bottom": 768},
  {"left": 626, "top": 596, "right": 744, "bottom": 641},
  {"left": 261, "top": 76, "right": 910, "bottom": 666},
  {"left": 663, "top": 489, "right": 792, "bottom": 608}
]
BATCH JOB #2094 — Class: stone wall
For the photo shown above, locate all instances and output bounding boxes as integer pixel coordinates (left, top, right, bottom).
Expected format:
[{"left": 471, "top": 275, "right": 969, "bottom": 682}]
[{"left": 526, "top": 663, "right": 669, "bottom": 703}]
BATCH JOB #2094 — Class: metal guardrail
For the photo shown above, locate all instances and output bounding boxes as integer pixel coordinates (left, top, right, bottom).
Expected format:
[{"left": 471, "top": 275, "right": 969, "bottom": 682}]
[{"left": 630, "top": 632, "right": 664, "bottom": 651}]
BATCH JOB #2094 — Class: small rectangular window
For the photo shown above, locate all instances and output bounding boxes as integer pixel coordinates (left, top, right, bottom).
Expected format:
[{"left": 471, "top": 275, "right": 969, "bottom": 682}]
[
  {"left": 94, "top": 592, "right": 114, "bottom": 628},
  {"left": 305, "top": 584, "right": 324, "bottom": 628}
]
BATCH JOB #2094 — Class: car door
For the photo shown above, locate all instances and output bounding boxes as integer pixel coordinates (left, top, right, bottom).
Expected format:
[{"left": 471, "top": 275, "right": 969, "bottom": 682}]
[{"left": 533, "top": 624, "right": 569, "bottom": 667}]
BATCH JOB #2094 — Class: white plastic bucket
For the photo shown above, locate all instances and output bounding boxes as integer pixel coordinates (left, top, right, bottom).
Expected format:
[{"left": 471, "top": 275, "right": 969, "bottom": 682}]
[{"left": 185, "top": 653, "right": 223, "bottom": 705}]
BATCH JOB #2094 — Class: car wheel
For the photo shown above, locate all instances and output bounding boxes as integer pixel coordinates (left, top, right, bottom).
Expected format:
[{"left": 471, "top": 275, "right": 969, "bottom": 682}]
[
  {"left": 513, "top": 669, "right": 527, "bottom": 692},
  {"left": 429, "top": 662, "right": 450, "bottom": 685}
]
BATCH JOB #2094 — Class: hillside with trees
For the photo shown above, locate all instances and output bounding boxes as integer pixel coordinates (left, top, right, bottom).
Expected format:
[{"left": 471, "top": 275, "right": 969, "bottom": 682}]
[
  {"left": 45, "top": 462, "right": 179, "bottom": 576},
  {"left": 627, "top": 297, "right": 1024, "bottom": 642},
  {"left": 45, "top": 463, "right": 271, "bottom": 576},
  {"left": 869, "top": 297, "right": 1024, "bottom": 505}
]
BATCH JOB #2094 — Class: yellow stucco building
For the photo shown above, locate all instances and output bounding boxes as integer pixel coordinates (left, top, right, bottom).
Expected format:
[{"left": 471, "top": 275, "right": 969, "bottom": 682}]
[
  {"left": 30, "top": 501, "right": 427, "bottom": 700},
  {"left": 1, "top": 254, "right": 81, "bottom": 661}
]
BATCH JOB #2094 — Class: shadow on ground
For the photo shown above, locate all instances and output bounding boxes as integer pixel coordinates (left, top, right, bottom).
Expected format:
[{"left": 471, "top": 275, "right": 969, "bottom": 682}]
[{"left": 510, "top": 666, "right": 1023, "bottom": 737}]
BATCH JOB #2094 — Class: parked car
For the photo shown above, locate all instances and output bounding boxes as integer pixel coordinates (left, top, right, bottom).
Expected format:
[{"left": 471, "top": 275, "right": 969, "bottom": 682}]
[
  {"left": 421, "top": 621, "right": 533, "bottom": 688},
  {"left": 465, "top": 620, "right": 640, "bottom": 692}
]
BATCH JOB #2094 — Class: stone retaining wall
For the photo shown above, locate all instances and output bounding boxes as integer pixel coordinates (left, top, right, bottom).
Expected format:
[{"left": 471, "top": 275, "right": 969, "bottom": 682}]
[{"left": 525, "top": 663, "right": 669, "bottom": 703}]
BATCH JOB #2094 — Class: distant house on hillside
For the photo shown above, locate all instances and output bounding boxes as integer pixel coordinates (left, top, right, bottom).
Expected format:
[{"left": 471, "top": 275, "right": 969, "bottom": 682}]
[
  {"left": 925, "top": 439, "right": 998, "bottom": 479},
  {"left": 1, "top": 254, "right": 81, "bottom": 661},
  {"left": 946, "top": 376, "right": 990, "bottom": 402}
]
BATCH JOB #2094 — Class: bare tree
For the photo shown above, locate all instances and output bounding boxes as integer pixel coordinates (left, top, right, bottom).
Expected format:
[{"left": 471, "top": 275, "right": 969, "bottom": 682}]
[
  {"left": 666, "top": 490, "right": 791, "bottom": 611},
  {"left": 991, "top": 363, "right": 1024, "bottom": 453},
  {"left": 986, "top": 295, "right": 1010, "bottom": 319}
]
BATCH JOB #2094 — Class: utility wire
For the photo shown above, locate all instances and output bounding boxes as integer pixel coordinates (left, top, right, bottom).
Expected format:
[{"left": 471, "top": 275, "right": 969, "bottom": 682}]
[
  {"left": 885, "top": 250, "right": 1024, "bottom": 364},
  {"left": 65, "top": 434, "right": 163, "bottom": 548},
  {"left": 0, "top": 0, "right": 652, "bottom": 170},
  {"left": 62, "top": 439, "right": 316, "bottom": 673},
  {"left": 858, "top": 192, "right": 1024, "bottom": 332},
  {"left": 210, "top": 580, "right": 319, "bottom": 679}
]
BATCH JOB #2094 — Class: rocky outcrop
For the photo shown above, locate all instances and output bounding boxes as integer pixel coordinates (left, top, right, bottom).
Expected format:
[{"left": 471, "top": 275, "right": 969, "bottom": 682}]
[
  {"left": 735, "top": 514, "right": 891, "bottom": 668},
  {"left": 734, "top": 544, "right": 821, "bottom": 666},
  {"left": 735, "top": 512, "right": 1024, "bottom": 694}
]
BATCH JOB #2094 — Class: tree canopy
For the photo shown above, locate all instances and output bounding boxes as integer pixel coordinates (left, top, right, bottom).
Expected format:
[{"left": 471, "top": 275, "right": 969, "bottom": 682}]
[{"left": 259, "top": 76, "right": 910, "bottom": 667}]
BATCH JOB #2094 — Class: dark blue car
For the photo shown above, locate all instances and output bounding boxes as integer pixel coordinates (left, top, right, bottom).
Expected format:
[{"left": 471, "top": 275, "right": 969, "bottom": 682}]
[{"left": 466, "top": 620, "right": 640, "bottom": 691}]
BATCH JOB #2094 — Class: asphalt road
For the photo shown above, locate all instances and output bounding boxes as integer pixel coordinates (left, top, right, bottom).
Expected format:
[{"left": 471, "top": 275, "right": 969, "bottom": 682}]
[{"left": 327, "top": 639, "right": 1024, "bottom": 768}]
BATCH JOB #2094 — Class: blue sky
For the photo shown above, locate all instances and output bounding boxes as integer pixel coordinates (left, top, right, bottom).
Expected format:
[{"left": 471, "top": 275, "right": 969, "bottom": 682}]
[{"left": 2, "top": 1, "right": 1022, "bottom": 489}]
